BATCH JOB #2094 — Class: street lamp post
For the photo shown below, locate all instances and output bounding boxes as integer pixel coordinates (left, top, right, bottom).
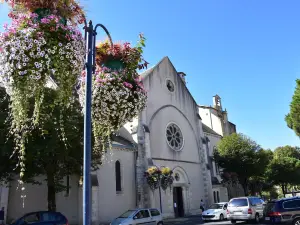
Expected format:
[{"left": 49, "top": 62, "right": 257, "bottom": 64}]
[{"left": 82, "top": 20, "right": 112, "bottom": 225}]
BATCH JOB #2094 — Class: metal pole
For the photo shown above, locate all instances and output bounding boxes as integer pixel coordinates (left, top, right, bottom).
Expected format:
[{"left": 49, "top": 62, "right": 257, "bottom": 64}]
[
  {"left": 83, "top": 20, "right": 93, "bottom": 225},
  {"left": 158, "top": 185, "right": 162, "bottom": 213}
]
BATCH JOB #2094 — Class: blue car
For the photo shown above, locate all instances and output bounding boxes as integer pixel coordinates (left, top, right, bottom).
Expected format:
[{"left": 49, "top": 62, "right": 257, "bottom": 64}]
[
  {"left": 10, "top": 211, "right": 69, "bottom": 225},
  {"left": 263, "top": 197, "right": 300, "bottom": 224}
]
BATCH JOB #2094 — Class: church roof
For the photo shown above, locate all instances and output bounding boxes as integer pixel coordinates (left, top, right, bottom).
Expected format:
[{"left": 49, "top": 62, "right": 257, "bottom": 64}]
[
  {"left": 139, "top": 56, "right": 200, "bottom": 109},
  {"left": 140, "top": 56, "right": 169, "bottom": 80},
  {"left": 202, "top": 123, "right": 222, "bottom": 137}
]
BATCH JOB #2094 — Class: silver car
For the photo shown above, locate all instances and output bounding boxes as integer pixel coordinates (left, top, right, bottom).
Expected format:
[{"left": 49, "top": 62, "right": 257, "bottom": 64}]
[
  {"left": 110, "top": 208, "right": 163, "bottom": 225},
  {"left": 227, "top": 197, "right": 265, "bottom": 224}
]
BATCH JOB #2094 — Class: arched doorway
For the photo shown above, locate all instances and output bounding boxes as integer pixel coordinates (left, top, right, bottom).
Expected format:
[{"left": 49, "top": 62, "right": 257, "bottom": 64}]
[{"left": 172, "top": 166, "right": 190, "bottom": 218}]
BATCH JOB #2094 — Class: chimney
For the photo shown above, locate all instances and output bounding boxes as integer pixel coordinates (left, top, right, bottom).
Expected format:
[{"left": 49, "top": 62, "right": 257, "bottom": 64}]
[{"left": 177, "top": 72, "right": 186, "bottom": 84}]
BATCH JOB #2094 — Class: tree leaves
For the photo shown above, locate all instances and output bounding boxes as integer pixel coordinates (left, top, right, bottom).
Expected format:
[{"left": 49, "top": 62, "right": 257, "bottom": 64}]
[
  {"left": 214, "top": 133, "right": 271, "bottom": 195},
  {"left": 286, "top": 79, "right": 300, "bottom": 137}
]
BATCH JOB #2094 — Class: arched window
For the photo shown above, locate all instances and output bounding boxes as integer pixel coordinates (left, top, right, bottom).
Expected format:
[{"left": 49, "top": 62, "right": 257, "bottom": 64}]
[
  {"left": 213, "top": 191, "right": 216, "bottom": 203},
  {"left": 217, "top": 191, "right": 220, "bottom": 203},
  {"left": 115, "top": 160, "right": 122, "bottom": 192}
]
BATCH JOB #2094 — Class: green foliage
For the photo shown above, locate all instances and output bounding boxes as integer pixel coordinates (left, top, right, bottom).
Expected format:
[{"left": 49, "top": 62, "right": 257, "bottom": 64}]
[
  {"left": 285, "top": 79, "right": 300, "bottom": 137},
  {"left": 0, "top": 87, "right": 102, "bottom": 211},
  {"left": 0, "top": 87, "right": 16, "bottom": 183},
  {"left": 273, "top": 145, "right": 300, "bottom": 159},
  {"left": 214, "top": 133, "right": 271, "bottom": 195},
  {"left": 267, "top": 155, "right": 300, "bottom": 188}
]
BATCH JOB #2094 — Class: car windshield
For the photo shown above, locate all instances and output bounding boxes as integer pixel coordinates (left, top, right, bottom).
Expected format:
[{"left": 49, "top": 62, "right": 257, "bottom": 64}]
[
  {"left": 229, "top": 199, "right": 248, "bottom": 207},
  {"left": 118, "top": 210, "right": 136, "bottom": 218},
  {"left": 209, "top": 204, "right": 223, "bottom": 209}
]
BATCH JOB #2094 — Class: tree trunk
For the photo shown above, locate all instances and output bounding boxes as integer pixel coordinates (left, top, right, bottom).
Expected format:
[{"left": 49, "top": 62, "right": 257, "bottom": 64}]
[
  {"left": 47, "top": 172, "right": 56, "bottom": 211},
  {"left": 241, "top": 178, "right": 248, "bottom": 196},
  {"left": 281, "top": 184, "right": 286, "bottom": 198}
]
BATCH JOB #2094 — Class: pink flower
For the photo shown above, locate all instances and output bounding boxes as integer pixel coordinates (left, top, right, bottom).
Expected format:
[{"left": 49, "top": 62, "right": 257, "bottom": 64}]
[
  {"left": 3, "top": 23, "right": 8, "bottom": 30},
  {"left": 123, "top": 82, "right": 133, "bottom": 89},
  {"left": 41, "top": 18, "right": 50, "bottom": 24},
  {"left": 30, "top": 13, "right": 38, "bottom": 19}
]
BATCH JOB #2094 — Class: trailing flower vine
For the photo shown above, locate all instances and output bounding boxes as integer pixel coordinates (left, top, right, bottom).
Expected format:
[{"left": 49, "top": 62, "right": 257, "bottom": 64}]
[
  {"left": 144, "top": 166, "right": 161, "bottom": 190},
  {"left": 0, "top": 11, "right": 85, "bottom": 180},
  {"left": 144, "top": 166, "right": 174, "bottom": 191},
  {"left": 160, "top": 167, "right": 174, "bottom": 191},
  {"left": 78, "top": 34, "right": 148, "bottom": 156}
]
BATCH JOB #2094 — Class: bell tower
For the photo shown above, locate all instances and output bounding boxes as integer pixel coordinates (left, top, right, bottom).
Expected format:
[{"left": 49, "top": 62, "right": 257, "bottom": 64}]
[{"left": 213, "top": 95, "right": 222, "bottom": 112}]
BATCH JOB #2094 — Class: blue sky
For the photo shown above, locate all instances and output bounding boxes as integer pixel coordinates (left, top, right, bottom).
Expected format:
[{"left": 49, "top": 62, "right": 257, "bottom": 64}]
[{"left": 0, "top": 0, "right": 299, "bottom": 150}]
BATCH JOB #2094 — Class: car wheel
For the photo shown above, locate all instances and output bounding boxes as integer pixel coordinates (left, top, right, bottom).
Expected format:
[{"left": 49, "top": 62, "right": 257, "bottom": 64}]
[
  {"left": 293, "top": 218, "right": 300, "bottom": 225},
  {"left": 231, "top": 219, "right": 236, "bottom": 224},
  {"left": 219, "top": 214, "right": 224, "bottom": 221},
  {"left": 157, "top": 222, "right": 163, "bottom": 225},
  {"left": 254, "top": 213, "right": 260, "bottom": 224}
]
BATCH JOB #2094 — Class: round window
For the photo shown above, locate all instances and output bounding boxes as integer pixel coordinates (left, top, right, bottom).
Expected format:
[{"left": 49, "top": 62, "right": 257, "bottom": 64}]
[
  {"left": 166, "top": 80, "right": 175, "bottom": 92},
  {"left": 166, "top": 123, "right": 184, "bottom": 151}
]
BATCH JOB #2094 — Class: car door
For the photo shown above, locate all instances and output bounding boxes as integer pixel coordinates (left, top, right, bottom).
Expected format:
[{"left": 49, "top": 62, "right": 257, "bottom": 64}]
[
  {"left": 149, "top": 209, "right": 161, "bottom": 224},
  {"left": 132, "top": 210, "right": 153, "bottom": 225}
]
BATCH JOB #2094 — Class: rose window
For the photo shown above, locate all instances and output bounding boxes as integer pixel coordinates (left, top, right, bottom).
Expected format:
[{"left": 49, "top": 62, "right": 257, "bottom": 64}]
[{"left": 166, "top": 123, "right": 184, "bottom": 151}]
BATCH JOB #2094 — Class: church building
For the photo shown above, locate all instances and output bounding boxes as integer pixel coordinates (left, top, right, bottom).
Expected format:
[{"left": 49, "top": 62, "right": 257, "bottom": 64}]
[{"left": 0, "top": 56, "right": 239, "bottom": 224}]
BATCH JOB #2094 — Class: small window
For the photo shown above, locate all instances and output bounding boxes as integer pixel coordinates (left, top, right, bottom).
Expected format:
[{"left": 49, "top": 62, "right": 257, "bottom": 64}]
[
  {"left": 41, "top": 212, "right": 62, "bottom": 222},
  {"left": 140, "top": 210, "right": 150, "bottom": 218},
  {"left": 115, "top": 160, "right": 122, "bottom": 192},
  {"left": 150, "top": 209, "right": 160, "bottom": 217},
  {"left": 166, "top": 80, "right": 175, "bottom": 92},
  {"left": 283, "top": 200, "right": 300, "bottom": 209},
  {"left": 229, "top": 198, "right": 248, "bottom": 207},
  {"left": 217, "top": 191, "right": 220, "bottom": 203},
  {"left": 213, "top": 191, "right": 216, "bottom": 203},
  {"left": 23, "top": 213, "right": 40, "bottom": 223}
]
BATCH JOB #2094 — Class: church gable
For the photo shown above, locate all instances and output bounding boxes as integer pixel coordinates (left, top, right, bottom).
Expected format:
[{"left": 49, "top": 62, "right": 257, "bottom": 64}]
[{"left": 141, "top": 57, "right": 201, "bottom": 141}]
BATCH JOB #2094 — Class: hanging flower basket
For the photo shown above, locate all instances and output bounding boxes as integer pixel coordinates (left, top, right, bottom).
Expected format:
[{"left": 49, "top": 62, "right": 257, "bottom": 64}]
[
  {"left": 144, "top": 166, "right": 161, "bottom": 190},
  {"left": 78, "top": 34, "right": 148, "bottom": 152},
  {"left": 160, "top": 167, "right": 174, "bottom": 191},
  {"left": 2, "top": 0, "right": 85, "bottom": 24},
  {"left": 0, "top": 12, "right": 85, "bottom": 179},
  {"left": 79, "top": 66, "right": 147, "bottom": 151}
]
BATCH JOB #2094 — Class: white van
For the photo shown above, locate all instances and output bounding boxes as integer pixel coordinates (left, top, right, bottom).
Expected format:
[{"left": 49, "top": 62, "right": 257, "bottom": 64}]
[{"left": 227, "top": 197, "right": 265, "bottom": 224}]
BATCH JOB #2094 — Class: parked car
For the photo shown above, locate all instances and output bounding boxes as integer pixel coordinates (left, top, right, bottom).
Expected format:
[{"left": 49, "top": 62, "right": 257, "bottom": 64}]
[
  {"left": 227, "top": 196, "right": 265, "bottom": 224},
  {"left": 263, "top": 196, "right": 300, "bottom": 224},
  {"left": 202, "top": 202, "right": 228, "bottom": 221},
  {"left": 110, "top": 208, "right": 163, "bottom": 225},
  {"left": 10, "top": 211, "right": 69, "bottom": 225}
]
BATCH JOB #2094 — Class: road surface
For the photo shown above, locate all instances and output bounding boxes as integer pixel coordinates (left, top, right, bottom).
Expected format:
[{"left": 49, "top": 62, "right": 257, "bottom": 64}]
[{"left": 164, "top": 215, "right": 267, "bottom": 225}]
